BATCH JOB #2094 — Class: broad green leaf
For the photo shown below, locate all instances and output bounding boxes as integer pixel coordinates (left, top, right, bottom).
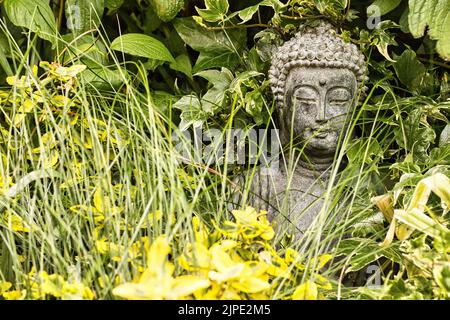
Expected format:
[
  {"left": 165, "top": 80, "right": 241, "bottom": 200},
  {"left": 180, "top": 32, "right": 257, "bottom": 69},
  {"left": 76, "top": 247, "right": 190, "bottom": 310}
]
[
  {"left": 238, "top": 5, "right": 259, "bottom": 24},
  {"left": 111, "top": 34, "right": 175, "bottom": 63},
  {"left": 173, "top": 95, "right": 208, "bottom": 130},
  {"left": 255, "top": 29, "right": 283, "bottom": 63},
  {"left": 371, "top": 20, "right": 399, "bottom": 62},
  {"left": 173, "top": 17, "right": 245, "bottom": 54},
  {"left": 151, "top": 91, "right": 175, "bottom": 114},
  {"left": 61, "top": 34, "right": 108, "bottom": 65},
  {"left": 196, "top": 0, "right": 229, "bottom": 22},
  {"left": 347, "top": 138, "right": 383, "bottom": 165},
  {"left": 393, "top": 49, "right": 426, "bottom": 93},
  {"left": 105, "top": 0, "right": 124, "bottom": 10},
  {"left": 427, "top": 0, "right": 450, "bottom": 39},
  {"left": 0, "top": 32, "right": 13, "bottom": 75},
  {"left": 149, "top": 0, "right": 184, "bottom": 22},
  {"left": 66, "top": 0, "right": 104, "bottom": 34},
  {"left": 194, "top": 51, "right": 240, "bottom": 73},
  {"left": 81, "top": 66, "right": 127, "bottom": 90},
  {"left": 173, "top": 17, "right": 246, "bottom": 71},
  {"left": 440, "top": 124, "right": 450, "bottom": 147},
  {"left": 3, "top": 0, "right": 57, "bottom": 45},
  {"left": 244, "top": 89, "right": 265, "bottom": 125},
  {"left": 194, "top": 68, "right": 233, "bottom": 114},
  {"left": 195, "top": 68, "right": 233, "bottom": 87},
  {"left": 436, "top": 12, "right": 450, "bottom": 60},
  {"left": 229, "top": 71, "right": 263, "bottom": 94},
  {"left": 169, "top": 54, "right": 192, "bottom": 79},
  {"left": 394, "top": 109, "right": 436, "bottom": 163},
  {"left": 367, "top": 0, "right": 402, "bottom": 16},
  {"left": 408, "top": 0, "right": 435, "bottom": 38},
  {"left": 238, "top": 0, "right": 284, "bottom": 24},
  {"left": 408, "top": 0, "right": 450, "bottom": 60}
]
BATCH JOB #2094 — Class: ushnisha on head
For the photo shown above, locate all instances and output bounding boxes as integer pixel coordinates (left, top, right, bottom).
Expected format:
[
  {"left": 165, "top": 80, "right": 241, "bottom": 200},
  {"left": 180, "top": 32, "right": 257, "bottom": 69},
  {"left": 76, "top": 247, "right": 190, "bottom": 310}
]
[{"left": 269, "top": 20, "right": 368, "bottom": 160}]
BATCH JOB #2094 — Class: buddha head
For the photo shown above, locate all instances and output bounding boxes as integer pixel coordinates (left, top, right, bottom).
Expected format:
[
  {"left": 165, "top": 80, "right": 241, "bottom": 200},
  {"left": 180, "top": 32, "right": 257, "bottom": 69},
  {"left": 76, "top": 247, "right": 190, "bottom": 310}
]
[{"left": 269, "top": 21, "right": 367, "bottom": 164}]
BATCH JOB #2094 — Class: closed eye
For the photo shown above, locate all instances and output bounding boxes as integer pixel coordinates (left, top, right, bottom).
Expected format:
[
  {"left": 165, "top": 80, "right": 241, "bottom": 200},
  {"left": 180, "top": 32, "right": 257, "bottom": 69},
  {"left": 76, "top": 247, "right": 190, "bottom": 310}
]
[
  {"left": 330, "top": 99, "right": 349, "bottom": 105},
  {"left": 296, "top": 98, "right": 317, "bottom": 103}
]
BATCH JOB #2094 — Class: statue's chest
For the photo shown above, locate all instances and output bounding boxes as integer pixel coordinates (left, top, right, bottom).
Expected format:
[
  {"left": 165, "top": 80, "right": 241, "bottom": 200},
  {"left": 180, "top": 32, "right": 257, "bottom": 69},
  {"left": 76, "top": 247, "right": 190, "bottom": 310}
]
[{"left": 266, "top": 172, "right": 328, "bottom": 232}]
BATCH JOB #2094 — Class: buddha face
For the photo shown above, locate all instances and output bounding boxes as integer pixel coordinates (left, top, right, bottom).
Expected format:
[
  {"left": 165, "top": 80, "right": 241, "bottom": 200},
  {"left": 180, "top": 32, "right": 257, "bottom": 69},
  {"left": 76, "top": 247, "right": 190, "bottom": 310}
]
[{"left": 284, "top": 67, "right": 357, "bottom": 156}]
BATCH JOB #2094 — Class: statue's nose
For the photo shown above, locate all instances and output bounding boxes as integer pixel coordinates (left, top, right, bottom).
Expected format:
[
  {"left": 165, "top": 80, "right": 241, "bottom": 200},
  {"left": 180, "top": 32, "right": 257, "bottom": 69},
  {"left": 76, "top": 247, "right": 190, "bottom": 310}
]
[{"left": 315, "top": 99, "right": 327, "bottom": 123}]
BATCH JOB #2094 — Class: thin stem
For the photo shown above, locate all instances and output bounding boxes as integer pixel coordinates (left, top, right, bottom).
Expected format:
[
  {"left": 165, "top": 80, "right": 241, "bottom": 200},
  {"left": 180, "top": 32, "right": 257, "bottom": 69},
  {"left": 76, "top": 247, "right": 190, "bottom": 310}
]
[
  {"left": 418, "top": 57, "right": 450, "bottom": 70},
  {"left": 58, "top": 0, "right": 66, "bottom": 32}
]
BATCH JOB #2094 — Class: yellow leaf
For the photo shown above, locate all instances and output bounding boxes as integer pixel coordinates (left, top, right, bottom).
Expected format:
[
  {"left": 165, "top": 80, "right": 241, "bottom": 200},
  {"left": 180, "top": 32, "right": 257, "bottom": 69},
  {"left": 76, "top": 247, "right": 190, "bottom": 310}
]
[
  {"left": 147, "top": 237, "right": 172, "bottom": 278},
  {"left": 231, "top": 277, "right": 270, "bottom": 293},
  {"left": 43, "top": 150, "right": 59, "bottom": 169},
  {"left": 260, "top": 226, "right": 275, "bottom": 240},
  {"left": 316, "top": 254, "right": 333, "bottom": 269},
  {"left": 51, "top": 95, "right": 73, "bottom": 107},
  {"left": 292, "top": 281, "right": 318, "bottom": 300},
  {"left": 380, "top": 217, "right": 396, "bottom": 247},
  {"left": 93, "top": 187, "right": 111, "bottom": 213},
  {"left": 0, "top": 281, "right": 12, "bottom": 294},
  {"left": 231, "top": 206, "right": 259, "bottom": 225},
  {"left": 208, "top": 263, "right": 246, "bottom": 283},
  {"left": 193, "top": 216, "right": 209, "bottom": 246},
  {"left": 210, "top": 245, "right": 236, "bottom": 272},
  {"left": 179, "top": 243, "right": 211, "bottom": 271},
  {"left": 170, "top": 276, "right": 211, "bottom": 299},
  {"left": 3, "top": 290, "right": 26, "bottom": 300},
  {"left": 113, "top": 283, "right": 157, "bottom": 300}
]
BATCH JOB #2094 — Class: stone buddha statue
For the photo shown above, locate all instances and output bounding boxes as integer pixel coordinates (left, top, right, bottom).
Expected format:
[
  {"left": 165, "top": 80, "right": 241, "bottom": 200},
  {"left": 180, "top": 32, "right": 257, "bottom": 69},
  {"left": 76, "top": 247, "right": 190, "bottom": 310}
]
[{"left": 242, "top": 21, "right": 367, "bottom": 237}]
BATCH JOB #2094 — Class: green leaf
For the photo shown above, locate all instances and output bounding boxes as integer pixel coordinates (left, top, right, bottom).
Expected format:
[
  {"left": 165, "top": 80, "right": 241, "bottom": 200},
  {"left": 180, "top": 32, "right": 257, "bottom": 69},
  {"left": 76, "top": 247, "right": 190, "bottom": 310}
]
[
  {"left": 367, "top": 0, "right": 402, "bottom": 16},
  {"left": 436, "top": 12, "right": 450, "bottom": 60},
  {"left": 440, "top": 124, "right": 450, "bottom": 147},
  {"left": 371, "top": 20, "right": 399, "bottom": 62},
  {"left": 149, "top": 0, "right": 185, "bottom": 22},
  {"left": 196, "top": 0, "right": 229, "bottom": 22},
  {"left": 347, "top": 138, "right": 383, "bottom": 165},
  {"left": 66, "top": 0, "right": 104, "bottom": 34},
  {"left": 408, "top": 0, "right": 450, "bottom": 60},
  {"left": 0, "top": 32, "right": 13, "bottom": 76},
  {"left": 173, "top": 17, "right": 244, "bottom": 53},
  {"left": 173, "top": 95, "right": 208, "bottom": 130},
  {"left": 173, "top": 17, "right": 246, "bottom": 72},
  {"left": 238, "top": 5, "right": 259, "bottom": 23},
  {"left": 238, "top": 0, "right": 284, "bottom": 24},
  {"left": 427, "top": 0, "right": 450, "bottom": 39},
  {"left": 195, "top": 68, "right": 233, "bottom": 114},
  {"left": 393, "top": 49, "right": 426, "bottom": 93},
  {"left": 408, "top": 0, "right": 435, "bottom": 38},
  {"left": 255, "top": 29, "right": 283, "bottom": 63},
  {"left": 169, "top": 54, "right": 192, "bottom": 79},
  {"left": 336, "top": 238, "right": 402, "bottom": 272},
  {"left": 3, "top": 0, "right": 57, "bottom": 45},
  {"left": 105, "top": 0, "right": 124, "bottom": 11},
  {"left": 194, "top": 51, "right": 239, "bottom": 73},
  {"left": 394, "top": 109, "right": 436, "bottom": 163},
  {"left": 60, "top": 34, "right": 108, "bottom": 65},
  {"left": 81, "top": 66, "right": 127, "bottom": 90},
  {"left": 111, "top": 33, "right": 175, "bottom": 63}
]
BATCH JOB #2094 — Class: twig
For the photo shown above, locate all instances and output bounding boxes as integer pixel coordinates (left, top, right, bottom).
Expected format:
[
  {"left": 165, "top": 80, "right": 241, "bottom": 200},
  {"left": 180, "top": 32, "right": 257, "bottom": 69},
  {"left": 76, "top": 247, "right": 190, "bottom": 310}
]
[{"left": 417, "top": 57, "right": 450, "bottom": 70}]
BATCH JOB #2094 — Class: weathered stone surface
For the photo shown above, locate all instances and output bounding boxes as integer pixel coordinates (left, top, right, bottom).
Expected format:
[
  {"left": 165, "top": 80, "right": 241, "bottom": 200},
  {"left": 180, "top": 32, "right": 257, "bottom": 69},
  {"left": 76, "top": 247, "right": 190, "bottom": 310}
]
[{"left": 245, "top": 20, "right": 367, "bottom": 237}]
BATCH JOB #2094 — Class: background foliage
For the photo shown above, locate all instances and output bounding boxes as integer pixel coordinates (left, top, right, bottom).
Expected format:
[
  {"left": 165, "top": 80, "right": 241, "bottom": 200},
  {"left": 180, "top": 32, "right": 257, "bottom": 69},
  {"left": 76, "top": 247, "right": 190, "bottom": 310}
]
[{"left": 0, "top": 0, "right": 449, "bottom": 299}]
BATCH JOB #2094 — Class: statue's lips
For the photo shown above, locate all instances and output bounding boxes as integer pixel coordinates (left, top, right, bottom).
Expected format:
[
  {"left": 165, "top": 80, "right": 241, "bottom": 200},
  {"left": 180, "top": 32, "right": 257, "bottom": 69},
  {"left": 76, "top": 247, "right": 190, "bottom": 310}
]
[
  {"left": 314, "top": 132, "right": 328, "bottom": 139},
  {"left": 309, "top": 129, "right": 329, "bottom": 139}
]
